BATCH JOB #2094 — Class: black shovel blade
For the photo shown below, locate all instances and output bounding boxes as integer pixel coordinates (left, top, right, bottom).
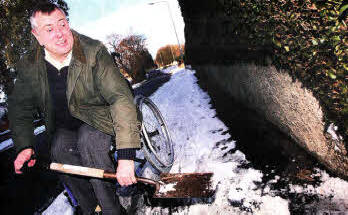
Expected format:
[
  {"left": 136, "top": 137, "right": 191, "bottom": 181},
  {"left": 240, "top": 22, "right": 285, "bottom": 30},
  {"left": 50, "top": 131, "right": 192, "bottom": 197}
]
[{"left": 154, "top": 173, "right": 214, "bottom": 198}]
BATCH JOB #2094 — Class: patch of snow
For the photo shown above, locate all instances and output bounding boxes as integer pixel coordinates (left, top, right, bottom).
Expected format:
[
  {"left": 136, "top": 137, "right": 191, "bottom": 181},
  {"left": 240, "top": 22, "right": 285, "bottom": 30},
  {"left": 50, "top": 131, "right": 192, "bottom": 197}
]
[
  {"left": 0, "top": 106, "right": 6, "bottom": 119},
  {"left": 327, "top": 123, "right": 342, "bottom": 141},
  {"left": 0, "top": 129, "right": 10, "bottom": 136},
  {"left": 257, "top": 196, "right": 290, "bottom": 215},
  {"left": 34, "top": 125, "right": 46, "bottom": 135},
  {"left": 161, "top": 65, "right": 178, "bottom": 73},
  {"left": 0, "top": 87, "right": 6, "bottom": 103},
  {"left": 0, "top": 138, "right": 13, "bottom": 152},
  {"left": 158, "top": 182, "right": 177, "bottom": 193},
  {"left": 290, "top": 169, "right": 348, "bottom": 200},
  {"left": 289, "top": 169, "right": 348, "bottom": 213},
  {"left": 42, "top": 192, "right": 74, "bottom": 215},
  {"left": 0, "top": 126, "right": 45, "bottom": 152},
  {"left": 185, "top": 65, "right": 192, "bottom": 69}
]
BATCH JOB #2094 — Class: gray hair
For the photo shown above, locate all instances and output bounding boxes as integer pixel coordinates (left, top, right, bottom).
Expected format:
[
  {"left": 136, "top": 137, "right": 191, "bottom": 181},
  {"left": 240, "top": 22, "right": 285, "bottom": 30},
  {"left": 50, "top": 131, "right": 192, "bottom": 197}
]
[{"left": 30, "top": 3, "right": 67, "bottom": 29}]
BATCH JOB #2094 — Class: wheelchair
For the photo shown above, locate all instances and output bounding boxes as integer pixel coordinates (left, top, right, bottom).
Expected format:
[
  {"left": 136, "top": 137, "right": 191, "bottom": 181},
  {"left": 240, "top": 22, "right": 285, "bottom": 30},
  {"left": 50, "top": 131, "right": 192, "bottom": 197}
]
[{"left": 64, "top": 94, "right": 174, "bottom": 213}]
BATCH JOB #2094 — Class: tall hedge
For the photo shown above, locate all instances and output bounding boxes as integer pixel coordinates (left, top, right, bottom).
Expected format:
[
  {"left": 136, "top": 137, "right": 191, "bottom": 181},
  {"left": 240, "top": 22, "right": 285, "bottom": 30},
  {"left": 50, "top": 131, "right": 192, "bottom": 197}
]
[{"left": 179, "top": 0, "right": 348, "bottom": 141}]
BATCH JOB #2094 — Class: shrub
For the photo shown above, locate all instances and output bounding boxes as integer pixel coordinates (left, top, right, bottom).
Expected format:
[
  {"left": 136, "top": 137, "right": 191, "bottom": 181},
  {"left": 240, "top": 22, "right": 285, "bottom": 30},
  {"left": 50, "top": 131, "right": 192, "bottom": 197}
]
[{"left": 222, "top": 0, "right": 348, "bottom": 140}]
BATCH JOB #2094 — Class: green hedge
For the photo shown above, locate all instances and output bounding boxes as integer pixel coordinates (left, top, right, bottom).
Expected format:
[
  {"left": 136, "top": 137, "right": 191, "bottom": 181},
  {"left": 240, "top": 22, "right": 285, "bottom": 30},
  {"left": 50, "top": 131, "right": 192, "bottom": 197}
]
[{"left": 221, "top": 0, "right": 348, "bottom": 141}]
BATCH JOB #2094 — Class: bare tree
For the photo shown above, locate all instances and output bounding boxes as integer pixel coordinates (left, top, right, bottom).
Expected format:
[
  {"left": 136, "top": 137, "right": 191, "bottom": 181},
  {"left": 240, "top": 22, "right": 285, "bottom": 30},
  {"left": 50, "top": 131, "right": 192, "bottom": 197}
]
[{"left": 107, "top": 33, "right": 154, "bottom": 83}]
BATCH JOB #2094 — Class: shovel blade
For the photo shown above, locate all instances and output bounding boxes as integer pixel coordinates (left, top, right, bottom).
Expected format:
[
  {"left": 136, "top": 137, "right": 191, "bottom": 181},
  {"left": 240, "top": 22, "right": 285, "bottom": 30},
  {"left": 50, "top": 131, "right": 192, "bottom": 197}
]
[{"left": 154, "top": 173, "right": 214, "bottom": 198}]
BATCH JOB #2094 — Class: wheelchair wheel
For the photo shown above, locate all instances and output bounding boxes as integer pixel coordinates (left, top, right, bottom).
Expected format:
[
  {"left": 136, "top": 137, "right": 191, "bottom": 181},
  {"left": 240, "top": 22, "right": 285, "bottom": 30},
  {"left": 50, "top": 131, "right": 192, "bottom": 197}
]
[{"left": 136, "top": 95, "right": 174, "bottom": 173}]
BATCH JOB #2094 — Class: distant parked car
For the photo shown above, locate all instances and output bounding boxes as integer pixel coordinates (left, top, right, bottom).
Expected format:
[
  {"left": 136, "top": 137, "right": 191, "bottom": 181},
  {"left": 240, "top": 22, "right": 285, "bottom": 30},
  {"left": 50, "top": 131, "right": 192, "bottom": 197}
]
[{"left": 146, "top": 69, "right": 165, "bottom": 79}]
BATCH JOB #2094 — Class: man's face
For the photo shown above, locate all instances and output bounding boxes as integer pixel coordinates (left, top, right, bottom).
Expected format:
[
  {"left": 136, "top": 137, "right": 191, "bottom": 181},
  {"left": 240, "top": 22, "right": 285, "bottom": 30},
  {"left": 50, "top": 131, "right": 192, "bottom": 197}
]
[{"left": 31, "top": 8, "right": 73, "bottom": 61}]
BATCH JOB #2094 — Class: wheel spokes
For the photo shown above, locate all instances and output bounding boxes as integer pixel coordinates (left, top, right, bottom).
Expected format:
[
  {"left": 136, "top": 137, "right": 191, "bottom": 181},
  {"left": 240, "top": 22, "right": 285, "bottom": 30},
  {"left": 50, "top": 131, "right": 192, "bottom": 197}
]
[{"left": 138, "top": 97, "right": 174, "bottom": 171}]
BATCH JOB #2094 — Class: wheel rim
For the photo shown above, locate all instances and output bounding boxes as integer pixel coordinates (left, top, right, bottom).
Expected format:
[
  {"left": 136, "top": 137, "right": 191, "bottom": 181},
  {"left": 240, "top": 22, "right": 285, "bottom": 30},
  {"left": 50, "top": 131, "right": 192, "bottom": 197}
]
[{"left": 140, "top": 99, "right": 174, "bottom": 168}]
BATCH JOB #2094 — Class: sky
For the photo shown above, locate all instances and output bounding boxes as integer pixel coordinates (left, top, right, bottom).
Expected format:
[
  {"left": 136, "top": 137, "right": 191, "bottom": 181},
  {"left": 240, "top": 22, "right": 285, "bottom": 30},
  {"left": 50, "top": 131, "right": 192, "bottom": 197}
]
[{"left": 64, "top": 0, "right": 185, "bottom": 58}]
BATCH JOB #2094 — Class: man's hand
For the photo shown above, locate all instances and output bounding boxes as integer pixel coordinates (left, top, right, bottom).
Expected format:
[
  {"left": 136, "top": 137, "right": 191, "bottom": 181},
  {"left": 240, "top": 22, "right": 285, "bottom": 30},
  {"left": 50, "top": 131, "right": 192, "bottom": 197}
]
[
  {"left": 14, "top": 148, "right": 36, "bottom": 174},
  {"left": 116, "top": 160, "right": 137, "bottom": 186}
]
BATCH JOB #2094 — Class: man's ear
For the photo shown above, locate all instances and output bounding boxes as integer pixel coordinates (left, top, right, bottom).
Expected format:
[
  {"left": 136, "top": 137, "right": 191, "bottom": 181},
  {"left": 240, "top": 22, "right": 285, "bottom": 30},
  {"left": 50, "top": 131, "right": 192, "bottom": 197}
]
[{"left": 31, "top": 29, "right": 43, "bottom": 46}]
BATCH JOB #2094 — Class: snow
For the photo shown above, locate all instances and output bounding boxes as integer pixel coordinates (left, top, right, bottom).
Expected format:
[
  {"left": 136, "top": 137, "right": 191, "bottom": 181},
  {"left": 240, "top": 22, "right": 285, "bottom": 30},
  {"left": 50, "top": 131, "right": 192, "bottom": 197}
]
[
  {"left": 158, "top": 182, "right": 177, "bottom": 194},
  {"left": 0, "top": 138, "right": 13, "bottom": 152},
  {"left": 0, "top": 106, "right": 6, "bottom": 119},
  {"left": 136, "top": 68, "right": 348, "bottom": 214},
  {"left": 0, "top": 129, "right": 10, "bottom": 136},
  {"left": 327, "top": 123, "right": 343, "bottom": 141},
  {"left": 0, "top": 87, "right": 6, "bottom": 103},
  {"left": 42, "top": 192, "right": 75, "bottom": 215},
  {"left": 142, "top": 68, "right": 295, "bottom": 214},
  {"left": 0, "top": 125, "right": 46, "bottom": 152},
  {"left": 4, "top": 66, "right": 346, "bottom": 214},
  {"left": 34, "top": 125, "right": 46, "bottom": 135},
  {"left": 289, "top": 170, "right": 348, "bottom": 211}
]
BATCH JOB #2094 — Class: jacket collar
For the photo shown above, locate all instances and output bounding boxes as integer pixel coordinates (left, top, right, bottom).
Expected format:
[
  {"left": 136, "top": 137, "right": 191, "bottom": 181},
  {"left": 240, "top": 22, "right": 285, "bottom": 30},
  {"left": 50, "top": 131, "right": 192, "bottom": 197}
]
[
  {"left": 33, "top": 29, "right": 86, "bottom": 64},
  {"left": 71, "top": 30, "right": 86, "bottom": 64}
]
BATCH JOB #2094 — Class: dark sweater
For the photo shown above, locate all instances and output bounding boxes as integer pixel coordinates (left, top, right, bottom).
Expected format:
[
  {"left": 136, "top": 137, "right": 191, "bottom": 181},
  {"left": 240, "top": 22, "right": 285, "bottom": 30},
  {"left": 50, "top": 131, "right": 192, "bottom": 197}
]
[
  {"left": 45, "top": 61, "right": 135, "bottom": 160},
  {"left": 46, "top": 61, "right": 83, "bottom": 130}
]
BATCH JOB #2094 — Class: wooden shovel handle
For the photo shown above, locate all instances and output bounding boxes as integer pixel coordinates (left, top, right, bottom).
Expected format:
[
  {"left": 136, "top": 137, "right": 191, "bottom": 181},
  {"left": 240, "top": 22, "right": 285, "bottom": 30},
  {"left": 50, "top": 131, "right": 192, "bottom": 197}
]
[
  {"left": 50, "top": 163, "right": 105, "bottom": 178},
  {"left": 104, "top": 172, "right": 158, "bottom": 187},
  {"left": 50, "top": 162, "right": 158, "bottom": 187},
  {"left": 135, "top": 177, "right": 158, "bottom": 186}
]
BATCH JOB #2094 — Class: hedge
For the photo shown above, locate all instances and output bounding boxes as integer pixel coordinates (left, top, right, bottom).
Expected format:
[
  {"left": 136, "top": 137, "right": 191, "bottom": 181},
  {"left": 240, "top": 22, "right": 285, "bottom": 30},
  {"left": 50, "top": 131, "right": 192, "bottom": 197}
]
[{"left": 219, "top": 0, "right": 348, "bottom": 141}]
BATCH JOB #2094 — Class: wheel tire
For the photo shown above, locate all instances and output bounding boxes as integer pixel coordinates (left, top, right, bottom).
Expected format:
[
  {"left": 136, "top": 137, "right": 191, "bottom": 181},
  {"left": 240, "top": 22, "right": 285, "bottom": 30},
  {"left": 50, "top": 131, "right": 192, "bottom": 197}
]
[{"left": 136, "top": 95, "right": 174, "bottom": 173}]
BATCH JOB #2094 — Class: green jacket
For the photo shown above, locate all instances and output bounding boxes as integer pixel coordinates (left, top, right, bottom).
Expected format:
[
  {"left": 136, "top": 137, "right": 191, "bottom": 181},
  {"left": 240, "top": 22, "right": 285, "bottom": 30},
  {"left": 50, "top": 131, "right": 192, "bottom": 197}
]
[{"left": 8, "top": 31, "right": 141, "bottom": 154}]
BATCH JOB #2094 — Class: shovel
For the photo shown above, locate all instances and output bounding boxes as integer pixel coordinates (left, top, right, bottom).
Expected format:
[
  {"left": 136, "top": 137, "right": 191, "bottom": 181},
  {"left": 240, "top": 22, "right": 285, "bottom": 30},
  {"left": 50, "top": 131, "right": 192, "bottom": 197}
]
[{"left": 49, "top": 163, "right": 214, "bottom": 198}]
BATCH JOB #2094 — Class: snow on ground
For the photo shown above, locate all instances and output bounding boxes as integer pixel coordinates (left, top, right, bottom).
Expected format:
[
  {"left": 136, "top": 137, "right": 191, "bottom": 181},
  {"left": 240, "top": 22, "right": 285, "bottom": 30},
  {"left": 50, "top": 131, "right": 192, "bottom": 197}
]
[
  {"left": 141, "top": 68, "right": 292, "bottom": 214},
  {"left": 0, "top": 106, "right": 6, "bottom": 119},
  {"left": 42, "top": 66, "right": 348, "bottom": 214},
  {"left": 0, "top": 125, "right": 46, "bottom": 152},
  {"left": 162, "top": 65, "right": 181, "bottom": 74},
  {"left": 42, "top": 193, "right": 75, "bottom": 215},
  {"left": 327, "top": 123, "right": 343, "bottom": 141},
  {"left": 0, "top": 87, "right": 6, "bottom": 103}
]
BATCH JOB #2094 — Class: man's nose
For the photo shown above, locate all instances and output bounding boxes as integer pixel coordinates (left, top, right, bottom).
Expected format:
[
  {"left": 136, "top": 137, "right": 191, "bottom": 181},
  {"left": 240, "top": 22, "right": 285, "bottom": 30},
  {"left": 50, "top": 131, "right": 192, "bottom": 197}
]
[{"left": 56, "top": 28, "right": 63, "bottom": 38}]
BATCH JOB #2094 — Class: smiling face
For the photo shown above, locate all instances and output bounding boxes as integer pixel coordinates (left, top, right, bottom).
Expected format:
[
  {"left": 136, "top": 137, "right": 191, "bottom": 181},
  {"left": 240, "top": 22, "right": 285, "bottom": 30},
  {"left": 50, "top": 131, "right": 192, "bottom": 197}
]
[{"left": 31, "top": 8, "right": 73, "bottom": 62}]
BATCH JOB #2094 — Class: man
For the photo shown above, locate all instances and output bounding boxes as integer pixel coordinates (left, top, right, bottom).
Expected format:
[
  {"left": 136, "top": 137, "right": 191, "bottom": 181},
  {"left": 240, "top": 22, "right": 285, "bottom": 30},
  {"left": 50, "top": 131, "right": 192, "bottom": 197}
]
[{"left": 8, "top": 2, "right": 140, "bottom": 214}]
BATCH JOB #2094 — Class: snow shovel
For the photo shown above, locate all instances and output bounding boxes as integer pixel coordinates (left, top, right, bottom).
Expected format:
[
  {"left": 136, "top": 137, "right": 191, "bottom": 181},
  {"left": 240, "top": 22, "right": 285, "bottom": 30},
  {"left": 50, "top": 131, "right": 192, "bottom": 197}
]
[{"left": 49, "top": 162, "right": 214, "bottom": 198}]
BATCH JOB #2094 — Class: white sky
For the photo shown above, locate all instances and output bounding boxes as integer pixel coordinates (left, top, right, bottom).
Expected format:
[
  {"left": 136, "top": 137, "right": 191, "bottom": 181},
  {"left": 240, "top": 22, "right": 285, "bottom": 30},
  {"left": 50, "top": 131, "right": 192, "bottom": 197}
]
[{"left": 65, "top": 0, "right": 185, "bottom": 57}]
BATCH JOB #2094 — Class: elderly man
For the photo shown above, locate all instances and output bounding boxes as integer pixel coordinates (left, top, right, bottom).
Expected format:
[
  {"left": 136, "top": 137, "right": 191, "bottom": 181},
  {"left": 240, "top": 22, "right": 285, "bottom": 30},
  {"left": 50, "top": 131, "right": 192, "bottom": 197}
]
[{"left": 8, "top": 2, "right": 140, "bottom": 214}]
